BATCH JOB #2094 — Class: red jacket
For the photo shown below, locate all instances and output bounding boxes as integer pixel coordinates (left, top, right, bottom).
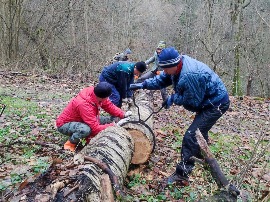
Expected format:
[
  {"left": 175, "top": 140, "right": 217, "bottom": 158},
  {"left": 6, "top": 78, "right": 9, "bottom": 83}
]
[{"left": 56, "top": 86, "right": 125, "bottom": 138}]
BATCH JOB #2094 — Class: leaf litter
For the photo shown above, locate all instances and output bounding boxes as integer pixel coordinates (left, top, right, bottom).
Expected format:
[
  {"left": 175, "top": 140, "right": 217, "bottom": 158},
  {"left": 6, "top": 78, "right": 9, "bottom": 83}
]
[{"left": 0, "top": 71, "right": 269, "bottom": 201}]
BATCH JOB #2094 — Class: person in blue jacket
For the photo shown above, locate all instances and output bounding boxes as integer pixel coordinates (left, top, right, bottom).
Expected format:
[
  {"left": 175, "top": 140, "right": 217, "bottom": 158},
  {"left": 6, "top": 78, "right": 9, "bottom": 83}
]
[
  {"left": 130, "top": 47, "right": 230, "bottom": 185},
  {"left": 99, "top": 61, "right": 146, "bottom": 108}
]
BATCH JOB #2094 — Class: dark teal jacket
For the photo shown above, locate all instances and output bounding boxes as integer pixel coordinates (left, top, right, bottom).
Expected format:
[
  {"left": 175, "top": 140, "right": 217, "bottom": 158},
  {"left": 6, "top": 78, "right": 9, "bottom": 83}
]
[{"left": 100, "top": 62, "right": 134, "bottom": 99}]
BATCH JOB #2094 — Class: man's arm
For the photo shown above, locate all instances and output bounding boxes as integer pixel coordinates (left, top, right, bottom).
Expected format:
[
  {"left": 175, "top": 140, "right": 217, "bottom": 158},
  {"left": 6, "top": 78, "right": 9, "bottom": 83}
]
[
  {"left": 145, "top": 55, "right": 155, "bottom": 65},
  {"left": 78, "top": 103, "right": 114, "bottom": 136}
]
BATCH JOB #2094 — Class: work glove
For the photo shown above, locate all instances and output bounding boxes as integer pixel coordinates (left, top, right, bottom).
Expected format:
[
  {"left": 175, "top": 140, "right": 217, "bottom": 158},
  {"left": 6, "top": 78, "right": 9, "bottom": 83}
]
[
  {"left": 116, "top": 117, "right": 130, "bottom": 127},
  {"left": 124, "top": 110, "right": 132, "bottom": 117},
  {"left": 129, "top": 83, "right": 144, "bottom": 91},
  {"left": 127, "top": 98, "right": 133, "bottom": 104},
  {"left": 162, "top": 95, "right": 174, "bottom": 109}
]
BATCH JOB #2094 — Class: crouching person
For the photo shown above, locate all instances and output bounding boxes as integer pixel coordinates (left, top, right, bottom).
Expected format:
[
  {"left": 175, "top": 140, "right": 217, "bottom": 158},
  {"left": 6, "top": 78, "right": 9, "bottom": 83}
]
[{"left": 56, "top": 82, "right": 132, "bottom": 152}]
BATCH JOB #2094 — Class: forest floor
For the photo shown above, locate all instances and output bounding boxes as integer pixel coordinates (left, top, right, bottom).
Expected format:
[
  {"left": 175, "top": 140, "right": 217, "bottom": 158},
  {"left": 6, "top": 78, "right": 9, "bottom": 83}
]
[{"left": 0, "top": 71, "right": 269, "bottom": 201}]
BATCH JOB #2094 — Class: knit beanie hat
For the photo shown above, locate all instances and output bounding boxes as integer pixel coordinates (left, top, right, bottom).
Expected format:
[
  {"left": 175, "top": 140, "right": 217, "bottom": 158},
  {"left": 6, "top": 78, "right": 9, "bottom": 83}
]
[
  {"left": 157, "top": 41, "right": 166, "bottom": 49},
  {"left": 158, "top": 47, "right": 181, "bottom": 68},
  {"left": 94, "top": 82, "right": 112, "bottom": 98},
  {"left": 135, "top": 61, "right": 147, "bottom": 73}
]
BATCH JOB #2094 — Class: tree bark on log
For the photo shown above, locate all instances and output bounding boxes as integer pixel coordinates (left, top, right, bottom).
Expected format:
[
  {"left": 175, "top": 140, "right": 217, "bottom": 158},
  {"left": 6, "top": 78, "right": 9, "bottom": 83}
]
[
  {"left": 74, "top": 127, "right": 134, "bottom": 201},
  {"left": 8, "top": 127, "right": 134, "bottom": 202}
]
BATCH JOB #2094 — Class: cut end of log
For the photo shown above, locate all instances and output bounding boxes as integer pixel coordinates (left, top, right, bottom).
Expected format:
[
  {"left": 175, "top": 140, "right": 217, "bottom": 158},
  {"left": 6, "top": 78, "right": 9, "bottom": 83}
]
[{"left": 128, "top": 129, "right": 152, "bottom": 164}]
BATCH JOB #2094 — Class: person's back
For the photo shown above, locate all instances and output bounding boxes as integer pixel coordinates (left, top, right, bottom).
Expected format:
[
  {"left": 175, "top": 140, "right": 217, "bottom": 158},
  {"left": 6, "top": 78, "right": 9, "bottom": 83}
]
[
  {"left": 100, "top": 62, "right": 134, "bottom": 85},
  {"left": 99, "top": 61, "right": 146, "bottom": 108}
]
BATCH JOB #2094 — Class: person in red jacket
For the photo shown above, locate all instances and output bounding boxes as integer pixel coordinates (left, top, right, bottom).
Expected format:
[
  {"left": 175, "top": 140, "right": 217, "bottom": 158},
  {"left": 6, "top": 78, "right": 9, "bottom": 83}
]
[{"left": 56, "top": 82, "right": 132, "bottom": 152}]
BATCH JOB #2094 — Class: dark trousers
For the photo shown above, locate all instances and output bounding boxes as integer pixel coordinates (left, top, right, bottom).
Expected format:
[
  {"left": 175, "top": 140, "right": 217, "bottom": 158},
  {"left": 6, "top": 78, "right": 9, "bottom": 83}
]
[{"left": 176, "top": 101, "right": 230, "bottom": 178}]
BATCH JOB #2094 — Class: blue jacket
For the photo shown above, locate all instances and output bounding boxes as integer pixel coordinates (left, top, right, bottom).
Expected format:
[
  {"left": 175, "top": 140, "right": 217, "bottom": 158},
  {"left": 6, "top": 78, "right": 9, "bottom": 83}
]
[
  {"left": 100, "top": 62, "right": 134, "bottom": 99},
  {"left": 142, "top": 55, "right": 228, "bottom": 112}
]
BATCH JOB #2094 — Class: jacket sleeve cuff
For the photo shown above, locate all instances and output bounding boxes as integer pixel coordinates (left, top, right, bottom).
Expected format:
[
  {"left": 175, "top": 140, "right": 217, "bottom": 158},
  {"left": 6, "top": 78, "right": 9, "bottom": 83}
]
[
  {"left": 142, "top": 81, "right": 147, "bottom": 89},
  {"left": 170, "top": 94, "right": 175, "bottom": 102}
]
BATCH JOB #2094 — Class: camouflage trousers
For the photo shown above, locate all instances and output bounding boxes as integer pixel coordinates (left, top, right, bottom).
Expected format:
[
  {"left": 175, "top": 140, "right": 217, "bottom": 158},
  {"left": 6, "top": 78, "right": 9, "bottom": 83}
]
[{"left": 58, "top": 116, "right": 112, "bottom": 144}]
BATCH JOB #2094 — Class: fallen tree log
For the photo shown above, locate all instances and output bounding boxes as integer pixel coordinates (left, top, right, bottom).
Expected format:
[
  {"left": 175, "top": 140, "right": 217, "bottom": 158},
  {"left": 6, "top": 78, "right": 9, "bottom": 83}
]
[
  {"left": 195, "top": 129, "right": 240, "bottom": 202},
  {"left": 8, "top": 127, "right": 134, "bottom": 202},
  {"left": 122, "top": 90, "right": 156, "bottom": 164}
]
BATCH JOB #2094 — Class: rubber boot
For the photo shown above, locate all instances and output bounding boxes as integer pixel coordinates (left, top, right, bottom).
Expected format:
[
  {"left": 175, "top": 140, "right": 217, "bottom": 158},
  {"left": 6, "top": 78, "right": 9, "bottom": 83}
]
[{"left": 64, "top": 140, "right": 76, "bottom": 152}]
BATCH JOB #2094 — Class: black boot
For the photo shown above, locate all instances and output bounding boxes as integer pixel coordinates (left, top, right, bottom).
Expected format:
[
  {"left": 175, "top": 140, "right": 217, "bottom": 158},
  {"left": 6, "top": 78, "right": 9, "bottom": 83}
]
[{"left": 167, "top": 171, "right": 189, "bottom": 185}]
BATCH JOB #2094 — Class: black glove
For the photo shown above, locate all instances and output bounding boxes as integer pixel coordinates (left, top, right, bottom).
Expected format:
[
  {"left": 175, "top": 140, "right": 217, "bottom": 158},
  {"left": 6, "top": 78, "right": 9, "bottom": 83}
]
[{"left": 129, "top": 83, "right": 144, "bottom": 91}]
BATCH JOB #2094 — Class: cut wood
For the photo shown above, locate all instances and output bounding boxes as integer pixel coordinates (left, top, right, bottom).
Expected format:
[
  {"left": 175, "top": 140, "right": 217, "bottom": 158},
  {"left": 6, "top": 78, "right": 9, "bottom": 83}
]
[{"left": 122, "top": 90, "right": 156, "bottom": 164}]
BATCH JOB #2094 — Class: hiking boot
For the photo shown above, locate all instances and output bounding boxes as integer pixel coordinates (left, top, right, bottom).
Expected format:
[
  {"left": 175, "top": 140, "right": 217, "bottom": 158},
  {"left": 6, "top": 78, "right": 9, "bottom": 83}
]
[
  {"left": 64, "top": 140, "right": 76, "bottom": 152},
  {"left": 167, "top": 172, "right": 189, "bottom": 186}
]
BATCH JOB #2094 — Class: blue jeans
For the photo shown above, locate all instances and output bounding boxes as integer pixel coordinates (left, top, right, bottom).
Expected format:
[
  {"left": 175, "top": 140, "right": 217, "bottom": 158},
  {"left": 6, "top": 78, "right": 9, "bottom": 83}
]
[
  {"left": 176, "top": 101, "right": 230, "bottom": 178},
  {"left": 58, "top": 116, "right": 112, "bottom": 143}
]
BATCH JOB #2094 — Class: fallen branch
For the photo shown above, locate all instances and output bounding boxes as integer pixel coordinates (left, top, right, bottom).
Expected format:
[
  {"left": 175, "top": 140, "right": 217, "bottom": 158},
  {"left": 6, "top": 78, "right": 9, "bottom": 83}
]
[
  {"left": 100, "top": 174, "right": 115, "bottom": 202},
  {"left": 195, "top": 129, "right": 240, "bottom": 199},
  {"left": 63, "top": 184, "right": 79, "bottom": 197},
  {"left": 83, "top": 156, "right": 123, "bottom": 196},
  {"left": 190, "top": 156, "right": 205, "bottom": 164}
]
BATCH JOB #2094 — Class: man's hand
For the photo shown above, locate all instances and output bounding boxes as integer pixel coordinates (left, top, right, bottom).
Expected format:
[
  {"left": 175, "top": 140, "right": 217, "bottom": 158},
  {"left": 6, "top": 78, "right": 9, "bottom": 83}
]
[
  {"left": 129, "top": 83, "right": 143, "bottom": 91},
  {"left": 127, "top": 98, "right": 133, "bottom": 103},
  {"left": 162, "top": 95, "right": 174, "bottom": 109},
  {"left": 123, "top": 98, "right": 133, "bottom": 104},
  {"left": 124, "top": 110, "right": 132, "bottom": 117},
  {"left": 116, "top": 117, "right": 130, "bottom": 127}
]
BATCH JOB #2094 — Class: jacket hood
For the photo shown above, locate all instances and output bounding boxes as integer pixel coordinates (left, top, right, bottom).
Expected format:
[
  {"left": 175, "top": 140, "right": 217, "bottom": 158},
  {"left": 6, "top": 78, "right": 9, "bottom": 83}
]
[{"left": 78, "top": 86, "right": 97, "bottom": 104}]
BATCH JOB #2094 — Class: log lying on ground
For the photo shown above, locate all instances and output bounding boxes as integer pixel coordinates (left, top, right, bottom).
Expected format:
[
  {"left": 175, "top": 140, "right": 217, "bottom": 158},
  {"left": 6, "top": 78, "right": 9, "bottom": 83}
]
[
  {"left": 78, "top": 127, "right": 134, "bottom": 201},
  {"left": 195, "top": 129, "right": 240, "bottom": 202},
  {"left": 8, "top": 127, "right": 134, "bottom": 202},
  {"left": 122, "top": 90, "right": 155, "bottom": 164}
]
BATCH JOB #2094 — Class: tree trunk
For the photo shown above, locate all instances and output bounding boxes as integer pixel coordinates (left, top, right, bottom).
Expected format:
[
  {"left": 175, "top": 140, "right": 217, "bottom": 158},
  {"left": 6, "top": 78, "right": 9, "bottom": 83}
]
[
  {"left": 78, "top": 127, "right": 134, "bottom": 201},
  {"left": 122, "top": 90, "right": 155, "bottom": 164}
]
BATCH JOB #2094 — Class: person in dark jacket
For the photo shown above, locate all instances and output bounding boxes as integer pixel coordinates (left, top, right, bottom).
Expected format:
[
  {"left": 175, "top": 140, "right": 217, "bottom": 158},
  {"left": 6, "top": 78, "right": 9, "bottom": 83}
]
[
  {"left": 56, "top": 82, "right": 132, "bottom": 152},
  {"left": 130, "top": 47, "right": 230, "bottom": 185},
  {"left": 99, "top": 61, "right": 146, "bottom": 108}
]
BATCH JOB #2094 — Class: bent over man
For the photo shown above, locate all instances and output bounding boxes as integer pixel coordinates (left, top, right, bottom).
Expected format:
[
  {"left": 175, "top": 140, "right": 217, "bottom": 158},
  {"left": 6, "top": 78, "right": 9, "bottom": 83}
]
[
  {"left": 99, "top": 61, "right": 146, "bottom": 108},
  {"left": 130, "top": 47, "right": 230, "bottom": 185}
]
